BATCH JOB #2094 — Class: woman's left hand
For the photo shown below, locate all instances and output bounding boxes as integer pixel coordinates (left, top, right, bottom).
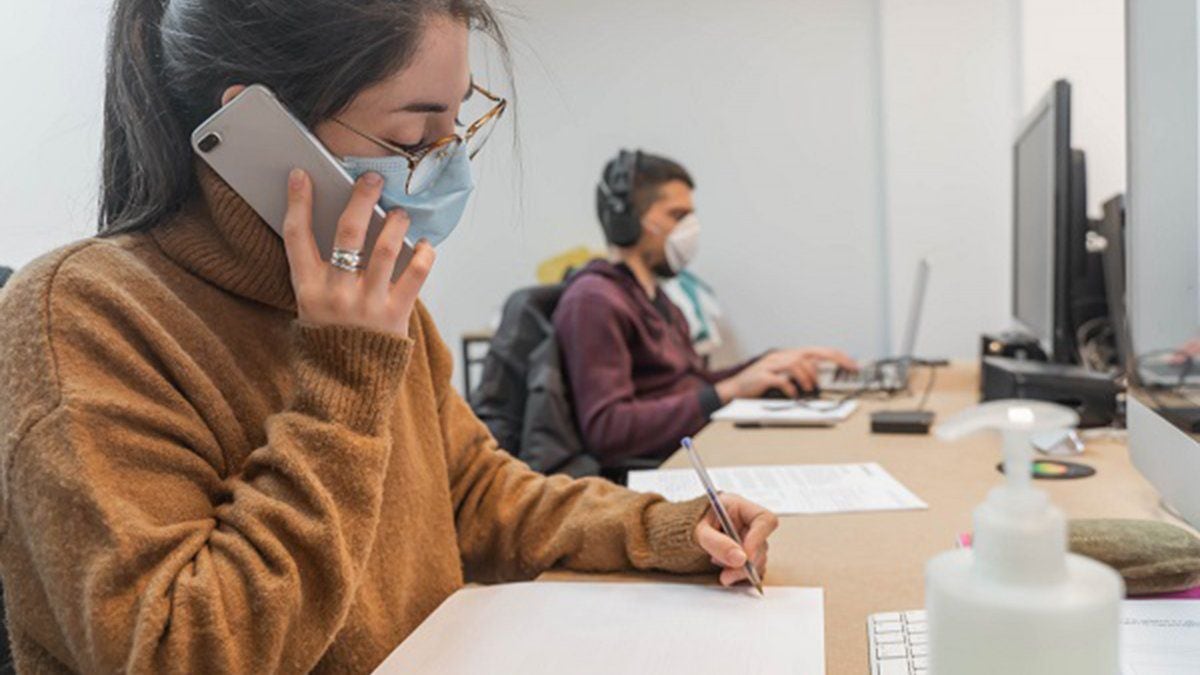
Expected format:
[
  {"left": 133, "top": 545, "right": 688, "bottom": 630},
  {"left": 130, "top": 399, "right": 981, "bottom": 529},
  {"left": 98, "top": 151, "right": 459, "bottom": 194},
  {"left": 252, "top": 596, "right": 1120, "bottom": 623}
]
[{"left": 693, "top": 494, "right": 779, "bottom": 587}]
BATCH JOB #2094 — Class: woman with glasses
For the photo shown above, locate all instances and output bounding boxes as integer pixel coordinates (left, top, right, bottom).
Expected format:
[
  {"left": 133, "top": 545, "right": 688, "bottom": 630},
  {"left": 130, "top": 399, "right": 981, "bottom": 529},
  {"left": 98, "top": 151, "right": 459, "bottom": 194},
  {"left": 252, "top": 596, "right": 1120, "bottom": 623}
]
[{"left": 0, "top": 1, "right": 777, "bottom": 673}]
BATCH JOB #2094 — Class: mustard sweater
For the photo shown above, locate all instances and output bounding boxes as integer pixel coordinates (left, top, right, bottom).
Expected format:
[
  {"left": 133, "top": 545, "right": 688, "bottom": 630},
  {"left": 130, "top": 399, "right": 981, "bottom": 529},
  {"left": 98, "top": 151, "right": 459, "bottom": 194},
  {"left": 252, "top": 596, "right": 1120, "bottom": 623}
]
[{"left": 0, "top": 168, "right": 712, "bottom": 674}]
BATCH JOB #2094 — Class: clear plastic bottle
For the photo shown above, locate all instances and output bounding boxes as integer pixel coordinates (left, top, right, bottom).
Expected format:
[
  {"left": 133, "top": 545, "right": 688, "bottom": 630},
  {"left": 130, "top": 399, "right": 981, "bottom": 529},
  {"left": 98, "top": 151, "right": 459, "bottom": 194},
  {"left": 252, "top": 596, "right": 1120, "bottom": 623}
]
[{"left": 925, "top": 400, "right": 1123, "bottom": 674}]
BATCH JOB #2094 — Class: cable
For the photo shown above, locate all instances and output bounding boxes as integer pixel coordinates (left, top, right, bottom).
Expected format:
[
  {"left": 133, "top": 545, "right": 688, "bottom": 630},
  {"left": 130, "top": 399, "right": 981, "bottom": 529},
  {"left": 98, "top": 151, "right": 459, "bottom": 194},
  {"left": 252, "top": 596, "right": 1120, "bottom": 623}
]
[
  {"left": 916, "top": 363, "right": 938, "bottom": 411},
  {"left": 792, "top": 386, "right": 874, "bottom": 411},
  {"left": 1075, "top": 317, "right": 1117, "bottom": 373}
]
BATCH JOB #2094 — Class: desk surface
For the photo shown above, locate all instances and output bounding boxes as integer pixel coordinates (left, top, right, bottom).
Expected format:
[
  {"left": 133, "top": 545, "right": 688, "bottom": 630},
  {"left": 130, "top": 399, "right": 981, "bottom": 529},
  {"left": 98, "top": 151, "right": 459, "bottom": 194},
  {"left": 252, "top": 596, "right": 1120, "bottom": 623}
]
[{"left": 544, "top": 362, "right": 1189, "bottom": 674}]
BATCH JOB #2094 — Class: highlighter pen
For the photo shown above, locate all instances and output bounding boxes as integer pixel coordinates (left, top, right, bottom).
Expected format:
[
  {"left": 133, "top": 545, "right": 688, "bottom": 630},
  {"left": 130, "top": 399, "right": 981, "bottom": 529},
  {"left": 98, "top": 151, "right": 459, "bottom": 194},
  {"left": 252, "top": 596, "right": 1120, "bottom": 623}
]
[{"left": 681, "top": 437, "right": 765, "bottom": 596}]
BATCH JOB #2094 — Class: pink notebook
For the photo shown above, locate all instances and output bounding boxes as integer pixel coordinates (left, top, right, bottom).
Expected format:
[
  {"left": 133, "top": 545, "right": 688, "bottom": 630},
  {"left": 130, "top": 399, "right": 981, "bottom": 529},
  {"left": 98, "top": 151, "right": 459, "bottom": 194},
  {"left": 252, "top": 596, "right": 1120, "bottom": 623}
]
[{"left": 1134, "top": 586, "right": 1200, "bottom": 600}]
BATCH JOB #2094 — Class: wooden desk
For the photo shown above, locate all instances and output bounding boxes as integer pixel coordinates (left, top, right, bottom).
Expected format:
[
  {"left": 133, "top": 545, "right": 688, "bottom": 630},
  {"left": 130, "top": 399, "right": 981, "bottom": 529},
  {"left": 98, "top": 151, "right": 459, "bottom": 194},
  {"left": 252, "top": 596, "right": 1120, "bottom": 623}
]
[{"left": 545, "top": 362, "right": 1188, "bottom": 674}]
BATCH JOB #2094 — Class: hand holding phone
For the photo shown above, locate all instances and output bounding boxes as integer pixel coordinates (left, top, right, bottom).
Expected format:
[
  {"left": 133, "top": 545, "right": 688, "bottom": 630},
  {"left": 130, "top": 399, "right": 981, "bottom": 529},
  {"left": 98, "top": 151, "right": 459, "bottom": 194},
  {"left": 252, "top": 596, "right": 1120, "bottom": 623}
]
[
  {"left": 192, "top": 84, "right": 414, "bottom": 281},
  {"left": 282, "top": 169, "right": 434, "bottom": 338}
]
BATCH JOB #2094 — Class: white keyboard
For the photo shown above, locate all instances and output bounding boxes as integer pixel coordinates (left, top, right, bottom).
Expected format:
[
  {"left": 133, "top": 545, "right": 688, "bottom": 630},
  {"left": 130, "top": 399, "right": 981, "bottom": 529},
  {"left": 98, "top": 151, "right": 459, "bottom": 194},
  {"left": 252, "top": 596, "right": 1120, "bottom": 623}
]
[{"left": 867, "top": 609, "right": 929, "bottom": 674}]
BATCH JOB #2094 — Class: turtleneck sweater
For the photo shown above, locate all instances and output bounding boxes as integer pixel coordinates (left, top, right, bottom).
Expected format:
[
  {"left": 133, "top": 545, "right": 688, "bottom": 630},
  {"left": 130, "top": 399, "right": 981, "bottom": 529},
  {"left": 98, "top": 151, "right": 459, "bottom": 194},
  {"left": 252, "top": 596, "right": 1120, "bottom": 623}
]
[{"left": 0, "top": 166, "right": 713, "bottom": 674}]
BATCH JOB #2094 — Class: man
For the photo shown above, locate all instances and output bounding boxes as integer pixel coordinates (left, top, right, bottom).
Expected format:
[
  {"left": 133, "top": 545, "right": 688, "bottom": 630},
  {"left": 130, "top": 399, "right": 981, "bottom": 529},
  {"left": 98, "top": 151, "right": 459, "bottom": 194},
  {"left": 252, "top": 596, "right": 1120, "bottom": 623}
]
[{"left": 553, "top": 150, "right": 857, "bottom": 467}]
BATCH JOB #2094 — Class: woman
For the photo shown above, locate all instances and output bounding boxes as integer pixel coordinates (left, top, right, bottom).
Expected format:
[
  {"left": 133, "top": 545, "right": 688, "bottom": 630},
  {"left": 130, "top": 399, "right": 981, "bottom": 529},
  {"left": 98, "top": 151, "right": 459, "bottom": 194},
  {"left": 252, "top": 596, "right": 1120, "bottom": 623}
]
[{"left": 0, "top": 0, "right": 777, "bottom": 672}]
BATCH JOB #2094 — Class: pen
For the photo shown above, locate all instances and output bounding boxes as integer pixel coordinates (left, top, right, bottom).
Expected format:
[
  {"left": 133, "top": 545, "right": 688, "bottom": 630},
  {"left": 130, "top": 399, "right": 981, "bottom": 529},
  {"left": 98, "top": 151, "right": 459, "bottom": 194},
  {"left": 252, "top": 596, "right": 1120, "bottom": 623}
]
[{"left": 681, "top": 437, "right": 765, "bottom": 596}]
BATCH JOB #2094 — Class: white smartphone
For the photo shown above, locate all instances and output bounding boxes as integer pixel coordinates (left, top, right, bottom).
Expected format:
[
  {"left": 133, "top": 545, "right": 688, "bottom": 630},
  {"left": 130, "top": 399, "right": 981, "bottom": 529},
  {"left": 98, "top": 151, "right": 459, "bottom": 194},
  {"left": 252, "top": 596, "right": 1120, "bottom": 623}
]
[{"left": 191, "top": 84, "right": 412, "bottom": 278}]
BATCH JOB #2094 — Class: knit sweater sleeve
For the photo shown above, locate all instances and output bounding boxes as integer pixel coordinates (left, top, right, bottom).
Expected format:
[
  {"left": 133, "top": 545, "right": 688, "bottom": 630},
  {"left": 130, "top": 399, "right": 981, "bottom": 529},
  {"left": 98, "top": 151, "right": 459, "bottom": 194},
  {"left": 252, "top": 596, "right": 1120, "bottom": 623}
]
[
  {"left": 412, "top": 306, "right": 715, "bottom": 582},
  {"left": 0, "top": 255, "right": 412, "bottom": 673}
]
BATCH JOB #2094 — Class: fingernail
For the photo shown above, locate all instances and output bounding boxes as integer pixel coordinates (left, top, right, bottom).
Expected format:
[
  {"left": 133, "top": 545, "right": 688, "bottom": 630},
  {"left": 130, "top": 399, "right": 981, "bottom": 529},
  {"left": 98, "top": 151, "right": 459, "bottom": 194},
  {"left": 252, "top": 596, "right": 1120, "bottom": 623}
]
[
  {"left": 288, "top": 169, "right": 303, "bottom": 189},
  {"left": 364, "top": 172, "right": 383, "bottom": 186},
  {"left": 417, "top": 237, "right": 430, "bottom": 246}
]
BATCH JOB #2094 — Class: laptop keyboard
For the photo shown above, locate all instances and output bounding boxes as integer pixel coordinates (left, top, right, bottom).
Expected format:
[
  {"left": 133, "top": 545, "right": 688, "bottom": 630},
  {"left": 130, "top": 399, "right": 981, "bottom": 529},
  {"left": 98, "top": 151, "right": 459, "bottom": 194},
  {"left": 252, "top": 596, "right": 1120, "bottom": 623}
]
[
  {"left": 834, "top": 367, "right": 858, "bottom": 383},
  {"left": 1140, "top": 361, "right": 1200, "bottom": 383},
  {"left": 819, "top": 363, "right": 903, "bottom": 392},
  {"left": 867, "top": 610, "right": 928, "bottom": 674}
]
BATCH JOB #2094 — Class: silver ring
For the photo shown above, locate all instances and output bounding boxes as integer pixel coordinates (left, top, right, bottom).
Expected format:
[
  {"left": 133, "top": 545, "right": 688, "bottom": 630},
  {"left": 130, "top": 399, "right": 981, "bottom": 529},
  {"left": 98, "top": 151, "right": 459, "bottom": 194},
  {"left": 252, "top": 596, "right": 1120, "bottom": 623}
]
[{"left": 330, "top": 248, "right": 364, "bottom": 273}]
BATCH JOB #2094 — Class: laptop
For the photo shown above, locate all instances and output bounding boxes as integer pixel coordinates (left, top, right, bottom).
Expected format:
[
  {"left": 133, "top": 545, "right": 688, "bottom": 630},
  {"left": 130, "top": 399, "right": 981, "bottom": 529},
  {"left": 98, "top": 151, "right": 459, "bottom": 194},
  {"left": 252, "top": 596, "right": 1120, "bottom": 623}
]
[{"left": 820, "top": 259, "right": 931, "bottom": 393}]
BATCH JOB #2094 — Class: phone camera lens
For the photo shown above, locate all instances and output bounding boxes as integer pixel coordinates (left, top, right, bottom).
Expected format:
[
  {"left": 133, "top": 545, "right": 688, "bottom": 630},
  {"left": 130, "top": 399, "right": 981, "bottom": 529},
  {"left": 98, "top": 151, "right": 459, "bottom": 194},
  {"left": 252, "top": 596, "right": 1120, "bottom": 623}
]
[{"left": 198, "top": 133, "right": 222, "bottom": 153}]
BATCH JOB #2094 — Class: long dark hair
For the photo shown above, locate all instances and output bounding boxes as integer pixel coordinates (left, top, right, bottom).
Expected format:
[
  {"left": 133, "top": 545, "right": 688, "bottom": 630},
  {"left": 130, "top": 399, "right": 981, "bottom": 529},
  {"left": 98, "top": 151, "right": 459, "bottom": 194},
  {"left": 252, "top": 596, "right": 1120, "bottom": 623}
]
[{"left": 100, "top": 0, "right": 510, "bottom": 236}]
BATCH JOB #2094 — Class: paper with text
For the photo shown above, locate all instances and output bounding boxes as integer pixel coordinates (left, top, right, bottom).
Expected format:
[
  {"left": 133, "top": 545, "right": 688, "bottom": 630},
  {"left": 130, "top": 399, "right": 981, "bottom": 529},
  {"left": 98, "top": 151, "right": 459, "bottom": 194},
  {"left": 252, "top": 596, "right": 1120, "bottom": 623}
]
[
  {"left": 1122, "top": 600, "right": 1200, "bottom": 674},
  {"left": 627, "top": 462, "right": 927, "bottom": 516},
  {"left": 374, "top": 582, "right": 824, "bottom": 675}
]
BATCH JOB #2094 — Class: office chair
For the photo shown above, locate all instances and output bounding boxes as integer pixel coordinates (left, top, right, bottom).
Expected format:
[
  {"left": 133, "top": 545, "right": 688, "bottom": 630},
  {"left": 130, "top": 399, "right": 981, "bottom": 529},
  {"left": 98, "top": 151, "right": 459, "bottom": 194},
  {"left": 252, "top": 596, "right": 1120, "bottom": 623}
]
[
  {"left": 0, "top": 584, "right": 10, "bottom": 675},
  {"left": 470, "top": 284, "right": 660, "bottom": 484},
  {"left": 0, "top": 266, "right": 13, "bottom": 673},
  {"left": 470, "top": 284, "right": 598, "bottom": 477}
]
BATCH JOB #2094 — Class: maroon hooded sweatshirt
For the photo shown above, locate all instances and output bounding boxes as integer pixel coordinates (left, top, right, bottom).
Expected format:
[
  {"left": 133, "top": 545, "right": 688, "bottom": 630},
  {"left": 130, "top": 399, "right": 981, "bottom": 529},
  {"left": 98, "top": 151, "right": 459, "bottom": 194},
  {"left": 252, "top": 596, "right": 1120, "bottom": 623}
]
[{"left": 553, "top": 260, "right": 754, "bottom": 466}]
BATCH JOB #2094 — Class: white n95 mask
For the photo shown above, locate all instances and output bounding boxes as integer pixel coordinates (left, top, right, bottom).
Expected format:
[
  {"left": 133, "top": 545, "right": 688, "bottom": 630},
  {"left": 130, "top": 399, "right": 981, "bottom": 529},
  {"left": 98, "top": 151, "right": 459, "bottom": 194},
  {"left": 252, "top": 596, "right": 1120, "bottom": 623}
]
[{"left": 665, "top": 214, "right": 701, "bottom": 273}]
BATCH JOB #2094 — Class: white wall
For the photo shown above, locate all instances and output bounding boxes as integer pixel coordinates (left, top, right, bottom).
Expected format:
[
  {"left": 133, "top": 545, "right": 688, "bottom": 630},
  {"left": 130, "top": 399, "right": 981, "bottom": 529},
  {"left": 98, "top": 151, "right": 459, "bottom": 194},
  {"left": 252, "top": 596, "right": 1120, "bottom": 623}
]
[
  {"left": 877, "top": 0, "right": 1021, "bottom": 359},
  {"left": 1021, "top": 0, "right": 1126, "bottom": 218},
  {"left": 877, "top": 0, "right": 1126, "bottom": 360},
  {"left": 1, "top": 1, "right": 110, "bottom": 266},
  {"left": 0, "top": 0, "right": 1131, "bottom": 390},
  {"left": 425, "top": 0, "right": 889, "bottom": 378}
]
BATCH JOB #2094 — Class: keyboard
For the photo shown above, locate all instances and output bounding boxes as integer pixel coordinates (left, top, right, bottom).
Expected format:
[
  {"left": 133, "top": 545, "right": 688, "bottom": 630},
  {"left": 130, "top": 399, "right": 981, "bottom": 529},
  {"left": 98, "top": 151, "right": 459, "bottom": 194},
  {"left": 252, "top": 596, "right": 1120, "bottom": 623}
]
[
  {"left": 819, "top": 363, "right": 904, "bottom": 393},
  {"left": 867, "top": 609, "right": 928, "bottom": 674}
]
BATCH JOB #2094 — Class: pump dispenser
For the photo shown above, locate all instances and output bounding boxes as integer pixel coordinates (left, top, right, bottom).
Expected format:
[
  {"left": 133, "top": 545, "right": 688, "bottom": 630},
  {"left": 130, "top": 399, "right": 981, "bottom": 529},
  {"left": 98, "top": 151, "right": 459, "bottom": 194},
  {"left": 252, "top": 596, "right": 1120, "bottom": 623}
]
[{"left": 925, "top": 400, "right": 1123, "bottom": 674}]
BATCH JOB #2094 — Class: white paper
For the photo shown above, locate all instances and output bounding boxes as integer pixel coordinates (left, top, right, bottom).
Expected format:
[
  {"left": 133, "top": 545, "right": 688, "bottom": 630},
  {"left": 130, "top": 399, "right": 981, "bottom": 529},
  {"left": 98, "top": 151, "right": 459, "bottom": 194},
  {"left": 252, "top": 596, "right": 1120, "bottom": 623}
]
[
  {"left": 711, "top": 399, "right": 859, "bottom": 426},
  {"left": 627, "top": 463, "right": 927, "bottom": 516},
  {"left": 374, "top": 582, "right": 824, "bottom": 675},
  {"left": 1121, "top": 600, "right": 1200, "bottom": 674}
]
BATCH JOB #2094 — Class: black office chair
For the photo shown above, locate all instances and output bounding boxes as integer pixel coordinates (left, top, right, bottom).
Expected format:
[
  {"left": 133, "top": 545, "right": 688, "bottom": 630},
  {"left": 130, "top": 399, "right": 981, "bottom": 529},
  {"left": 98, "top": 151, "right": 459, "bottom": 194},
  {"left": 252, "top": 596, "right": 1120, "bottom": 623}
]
[
  {"left": 0, "top": 265, "right": 14, "bottom": 673},
  {"left": 0, "top": 584, "right": 10, "bottom": 675},
  {"left": 471, "top": 284, "right": 601, "bottom": 477},
  {"left": 470, "top": 284, "right": 661, "bottom": 484}
]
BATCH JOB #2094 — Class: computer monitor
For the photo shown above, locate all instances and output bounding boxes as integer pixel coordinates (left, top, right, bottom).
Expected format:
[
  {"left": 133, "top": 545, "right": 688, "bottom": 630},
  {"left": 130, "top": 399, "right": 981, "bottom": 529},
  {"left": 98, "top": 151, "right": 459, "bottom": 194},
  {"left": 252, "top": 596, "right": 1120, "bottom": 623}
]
[
  {"left": 1068, "top": 150, "right": 1112, "bottom": 355},
  {"left": 1012, "top": 80, "right": 1073, "bottom": 362},
  {"left": 1012, "top": 80, "right": 1108, "bottom": 365},
  {"left": 1126, "top": 0, "right": 1200, "bottom": 529},
  {"left": 1097, "top": 196, "right": 1129, "bottom": 371}
]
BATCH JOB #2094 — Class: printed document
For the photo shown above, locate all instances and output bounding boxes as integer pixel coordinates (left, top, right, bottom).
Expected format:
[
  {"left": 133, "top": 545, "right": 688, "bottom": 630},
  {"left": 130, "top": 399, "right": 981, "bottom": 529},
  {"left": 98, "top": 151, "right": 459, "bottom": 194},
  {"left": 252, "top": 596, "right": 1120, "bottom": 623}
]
[
  {"left": 627, "top": 463, "right": 927, "bottom": 516},
  {"left": 1122, "top": 600, "right": 1200, "bottom": 674}
]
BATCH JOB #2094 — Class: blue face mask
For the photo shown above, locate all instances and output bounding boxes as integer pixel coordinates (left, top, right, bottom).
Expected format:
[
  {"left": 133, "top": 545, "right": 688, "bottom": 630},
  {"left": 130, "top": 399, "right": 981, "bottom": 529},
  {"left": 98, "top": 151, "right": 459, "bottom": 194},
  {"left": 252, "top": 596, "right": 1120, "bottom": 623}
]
[{"left": 341, "top": 143, "right": 475, "bottom": 247}]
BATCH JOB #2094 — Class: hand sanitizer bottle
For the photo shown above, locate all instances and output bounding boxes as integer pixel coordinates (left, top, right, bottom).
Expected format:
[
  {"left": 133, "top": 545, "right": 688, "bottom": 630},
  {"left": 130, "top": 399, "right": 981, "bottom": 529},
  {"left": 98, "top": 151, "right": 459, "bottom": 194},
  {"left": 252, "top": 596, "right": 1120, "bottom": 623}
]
[{"left": 925, "top": 400, "right": 1123, "bottom": 674}]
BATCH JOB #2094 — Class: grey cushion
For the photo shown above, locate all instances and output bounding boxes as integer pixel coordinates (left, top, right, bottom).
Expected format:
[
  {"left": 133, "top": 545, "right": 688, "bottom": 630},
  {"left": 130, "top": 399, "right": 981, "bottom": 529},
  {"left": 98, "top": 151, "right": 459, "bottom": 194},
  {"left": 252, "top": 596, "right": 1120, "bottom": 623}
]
[{"left": 1070, "top": 519, "right": 1200, "bottom": 595}]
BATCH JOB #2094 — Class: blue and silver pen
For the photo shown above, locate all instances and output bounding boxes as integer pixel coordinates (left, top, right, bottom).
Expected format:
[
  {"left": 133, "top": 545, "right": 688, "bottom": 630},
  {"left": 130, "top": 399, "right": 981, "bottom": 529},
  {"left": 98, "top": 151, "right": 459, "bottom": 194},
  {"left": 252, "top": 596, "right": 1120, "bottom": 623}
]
[{"left": 682, "top": 437, "right": 765, "bottom": 596}]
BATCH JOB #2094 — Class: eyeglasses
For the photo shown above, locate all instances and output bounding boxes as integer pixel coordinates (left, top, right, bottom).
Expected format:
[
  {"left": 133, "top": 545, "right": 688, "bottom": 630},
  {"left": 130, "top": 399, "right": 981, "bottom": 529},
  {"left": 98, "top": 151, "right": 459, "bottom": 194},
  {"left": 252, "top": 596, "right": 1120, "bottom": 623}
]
[{"left": 333, "top": 81, "right": 507, "bottom": 195}]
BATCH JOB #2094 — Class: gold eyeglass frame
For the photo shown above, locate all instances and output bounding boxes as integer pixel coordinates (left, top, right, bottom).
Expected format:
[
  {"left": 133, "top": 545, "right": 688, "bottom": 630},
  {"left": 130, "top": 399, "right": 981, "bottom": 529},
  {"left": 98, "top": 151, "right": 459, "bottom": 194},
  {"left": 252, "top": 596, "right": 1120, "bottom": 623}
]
[{"left": 333, "top": 82, "right": 508, "bottom": 195}]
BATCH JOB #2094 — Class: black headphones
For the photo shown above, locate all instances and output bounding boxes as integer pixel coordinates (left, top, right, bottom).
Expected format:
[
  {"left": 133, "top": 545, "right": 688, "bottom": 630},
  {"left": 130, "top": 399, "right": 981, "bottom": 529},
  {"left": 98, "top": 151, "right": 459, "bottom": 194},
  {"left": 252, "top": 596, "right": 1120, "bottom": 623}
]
[{"left": 596, "top": 149, "right": 643, "bottom": 247}]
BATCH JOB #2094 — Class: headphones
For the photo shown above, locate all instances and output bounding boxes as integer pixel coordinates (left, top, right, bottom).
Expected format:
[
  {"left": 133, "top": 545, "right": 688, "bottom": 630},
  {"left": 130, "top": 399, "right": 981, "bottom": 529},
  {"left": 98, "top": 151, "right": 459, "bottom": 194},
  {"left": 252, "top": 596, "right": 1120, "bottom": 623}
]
[{"left": 596, "top": 149, "right": 644, "bottom": 247}]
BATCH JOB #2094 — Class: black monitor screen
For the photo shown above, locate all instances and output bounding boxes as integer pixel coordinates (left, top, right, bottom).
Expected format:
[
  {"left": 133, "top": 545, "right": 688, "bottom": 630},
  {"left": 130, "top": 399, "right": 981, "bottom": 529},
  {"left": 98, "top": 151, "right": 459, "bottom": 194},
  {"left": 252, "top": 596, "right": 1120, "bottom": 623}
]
[{"left": 1014, "top": 106, "right": 1057, "bottom": 353}]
